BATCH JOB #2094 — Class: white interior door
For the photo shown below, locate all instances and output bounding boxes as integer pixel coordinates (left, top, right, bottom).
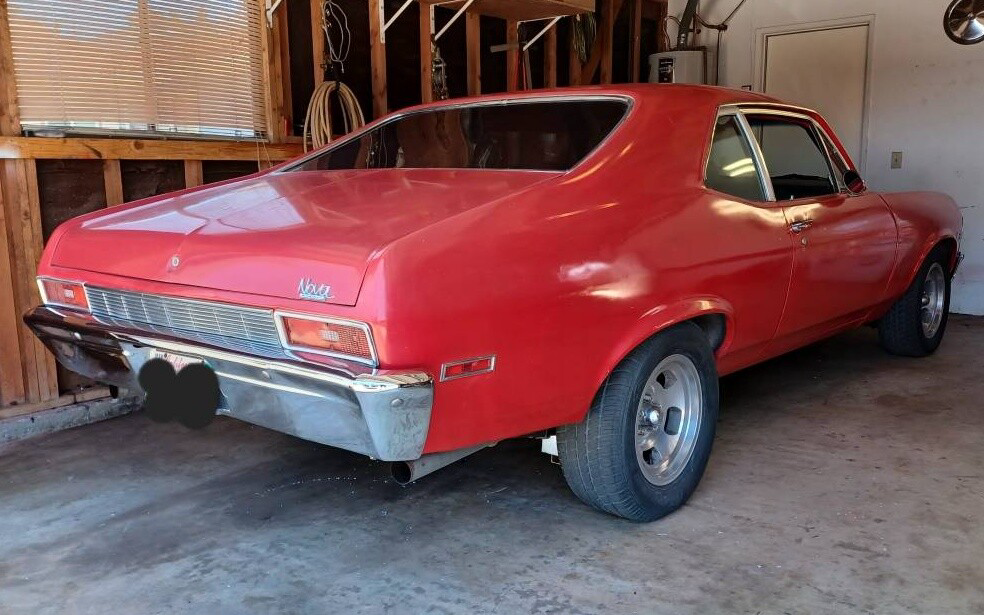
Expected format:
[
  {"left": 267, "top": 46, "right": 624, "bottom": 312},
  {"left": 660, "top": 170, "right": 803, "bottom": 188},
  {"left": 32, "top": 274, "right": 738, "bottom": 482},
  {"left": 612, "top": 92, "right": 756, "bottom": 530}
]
[{"left": 763, "top": 24, "right": 869, "bottom": 171}]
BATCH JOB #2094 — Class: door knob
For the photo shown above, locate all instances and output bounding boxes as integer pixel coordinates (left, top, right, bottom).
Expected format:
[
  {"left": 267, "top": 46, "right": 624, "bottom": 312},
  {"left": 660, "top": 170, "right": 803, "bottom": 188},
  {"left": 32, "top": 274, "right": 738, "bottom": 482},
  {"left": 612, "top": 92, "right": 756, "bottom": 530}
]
[{"left": 789, "top": 219, "right": 814, "bottom": 233}]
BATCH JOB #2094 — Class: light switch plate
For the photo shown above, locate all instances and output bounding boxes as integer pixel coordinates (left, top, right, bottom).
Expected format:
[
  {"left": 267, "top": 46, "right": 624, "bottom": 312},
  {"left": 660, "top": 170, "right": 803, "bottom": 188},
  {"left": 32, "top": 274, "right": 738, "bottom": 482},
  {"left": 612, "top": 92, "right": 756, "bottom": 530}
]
[{"left": 891, "top": 151, "right": 903, "bottom": 169}]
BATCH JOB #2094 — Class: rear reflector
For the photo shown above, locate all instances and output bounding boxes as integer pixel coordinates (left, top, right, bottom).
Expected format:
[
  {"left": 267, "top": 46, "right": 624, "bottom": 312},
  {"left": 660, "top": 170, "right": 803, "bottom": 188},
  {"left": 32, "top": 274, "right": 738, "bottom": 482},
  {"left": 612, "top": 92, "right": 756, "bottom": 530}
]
[
  {"left": 278, "top": 314, "right": 375, "bottom": 364},
  {"left": 39, "top": 278, "right": 89, "bottom": 311},
  {"left": 440, "top": 356, "right": 496, "bottom": 381}
]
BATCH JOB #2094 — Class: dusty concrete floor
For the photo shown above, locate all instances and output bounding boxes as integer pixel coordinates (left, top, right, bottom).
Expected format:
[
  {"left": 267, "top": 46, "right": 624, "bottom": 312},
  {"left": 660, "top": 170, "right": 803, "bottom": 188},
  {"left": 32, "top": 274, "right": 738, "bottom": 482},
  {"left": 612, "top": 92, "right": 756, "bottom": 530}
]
[{"left": 1, "top": 316, "right": 982, "bottom": 615}]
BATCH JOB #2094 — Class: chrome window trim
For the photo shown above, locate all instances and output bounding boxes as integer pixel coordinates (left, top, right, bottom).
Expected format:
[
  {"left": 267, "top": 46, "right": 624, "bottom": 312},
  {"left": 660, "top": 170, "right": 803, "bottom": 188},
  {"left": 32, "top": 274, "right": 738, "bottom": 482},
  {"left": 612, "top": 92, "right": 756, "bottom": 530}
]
[
  {"left": 735, "top": 106, "right": 843, "bottom": 199},
  {"left": 274, "top": 309, "right": 379, "bottom": 367},
  {"left": 439, "top": 355, "right": 497, "bottom": 382},
  {"left": 814, "top": 125, "right": 857, "bottom": 194},
  {"left": 708, "top": 106, "right": 775, "bottom": 203},
  {"left": 280, "top": 94, "right": 635, "bottom": 175},
  {"left": 37, "top": 275, "right": 91, "bottom": 312}
]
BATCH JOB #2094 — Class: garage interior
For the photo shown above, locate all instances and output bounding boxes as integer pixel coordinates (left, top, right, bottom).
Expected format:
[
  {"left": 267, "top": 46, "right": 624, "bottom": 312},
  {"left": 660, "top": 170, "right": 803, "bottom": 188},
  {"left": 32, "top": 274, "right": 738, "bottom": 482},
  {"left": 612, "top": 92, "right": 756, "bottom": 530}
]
[{"left": 1, "top": 0, "right": 982, "bottom": 613}]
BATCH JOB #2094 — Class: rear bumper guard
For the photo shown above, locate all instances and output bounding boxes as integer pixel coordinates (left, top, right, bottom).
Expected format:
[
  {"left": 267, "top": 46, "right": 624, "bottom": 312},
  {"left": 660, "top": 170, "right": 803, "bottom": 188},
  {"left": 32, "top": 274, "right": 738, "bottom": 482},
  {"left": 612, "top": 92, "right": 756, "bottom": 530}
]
[{"left": 24, "top": 306, "right": 434, "bottom": 461}]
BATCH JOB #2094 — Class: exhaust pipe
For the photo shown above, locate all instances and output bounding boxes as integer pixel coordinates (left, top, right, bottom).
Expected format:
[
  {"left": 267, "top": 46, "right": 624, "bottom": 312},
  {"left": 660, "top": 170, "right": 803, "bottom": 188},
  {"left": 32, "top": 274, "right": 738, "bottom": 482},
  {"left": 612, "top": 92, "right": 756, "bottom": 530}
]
[{"left": 391, "top": 443, "right": 489, "bottom": 484}]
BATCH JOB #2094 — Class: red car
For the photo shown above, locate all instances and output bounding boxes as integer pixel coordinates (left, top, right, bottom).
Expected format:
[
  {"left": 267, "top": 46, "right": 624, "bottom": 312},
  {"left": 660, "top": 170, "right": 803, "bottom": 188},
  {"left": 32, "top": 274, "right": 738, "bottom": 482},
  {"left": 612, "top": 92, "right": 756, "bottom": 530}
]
[{"left": 27, "top": 85, "right": 963, "bottom": 521}]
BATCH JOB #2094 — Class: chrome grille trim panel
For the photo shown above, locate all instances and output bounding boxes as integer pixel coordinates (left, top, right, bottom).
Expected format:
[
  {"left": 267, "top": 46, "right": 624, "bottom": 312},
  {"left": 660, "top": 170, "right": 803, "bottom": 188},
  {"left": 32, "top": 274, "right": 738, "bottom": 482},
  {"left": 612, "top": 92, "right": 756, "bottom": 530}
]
[{"left": 85, "top": 287, "right": 286, "bottom": 359}]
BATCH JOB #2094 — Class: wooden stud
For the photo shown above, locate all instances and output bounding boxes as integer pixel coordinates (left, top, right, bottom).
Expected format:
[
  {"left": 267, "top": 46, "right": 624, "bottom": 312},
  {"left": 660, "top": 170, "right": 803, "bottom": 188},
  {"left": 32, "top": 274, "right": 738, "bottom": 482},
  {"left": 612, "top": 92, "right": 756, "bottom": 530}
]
[
  {"left": 629, "top": 0, "right": 642, "bottom": 82},
  {"left": 184, "top": 160, "right": 204, "bottom": 189},
  {"left": 102, "top": 160, "right": 124, "bottom": 206},
  {"left": 259, "top": 4, "right": 288, "bottom": 142},
  {"left": 0, "top": 137, "right": 302, "bottom": 161},
  {"left": 1, "top": 158, "right": 55, "bottom": 403},
  {"left": 599, "top": 0, "right": 615, "bottom": 84},
  {"left": 419, "top": 4, "right": 433, "bottom": 103},
  {"left": 368, "top": 0, "right": 388, "bottom": 118},
  {"left": 277, "top": 5, "right": 293, "bottom": 136},
  {"left": 466, "top": 13, "right": 481, "bottom": 96},
  {"left": 0, "top": 0, "right": 19, "bottom": 136},
  {"left": 23, "top": 158, "right": 55, "bottom": 401},
  {"left": 544, "top": 21, "right": 558, "bottom": 88},
  {"left": 0, "top": 164, "right": 25, "bottom": 406},
  {"left": 0, "top": 0, "right": 38, "bottom": 407},
  {"left": 311, "top": 0, "right": 326, "bottom": 87},
  {"left": 506, "top": 19, "right": 519, "bottom": 91}
]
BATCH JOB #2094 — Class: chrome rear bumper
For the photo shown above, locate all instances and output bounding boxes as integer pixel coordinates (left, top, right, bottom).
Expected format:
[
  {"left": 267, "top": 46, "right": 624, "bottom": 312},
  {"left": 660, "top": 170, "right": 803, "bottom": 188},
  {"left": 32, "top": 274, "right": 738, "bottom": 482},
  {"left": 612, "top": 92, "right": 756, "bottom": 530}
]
[{"left": 24, "top": 306, "right": 433, "bottom": 461}]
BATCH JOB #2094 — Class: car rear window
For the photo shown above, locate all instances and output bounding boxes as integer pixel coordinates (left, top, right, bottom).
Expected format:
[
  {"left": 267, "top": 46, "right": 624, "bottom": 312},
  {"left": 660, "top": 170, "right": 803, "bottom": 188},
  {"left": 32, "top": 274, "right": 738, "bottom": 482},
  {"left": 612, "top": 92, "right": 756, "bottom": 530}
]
[{"left": 288, "top": 99, "right": 628, "bottom": 172}]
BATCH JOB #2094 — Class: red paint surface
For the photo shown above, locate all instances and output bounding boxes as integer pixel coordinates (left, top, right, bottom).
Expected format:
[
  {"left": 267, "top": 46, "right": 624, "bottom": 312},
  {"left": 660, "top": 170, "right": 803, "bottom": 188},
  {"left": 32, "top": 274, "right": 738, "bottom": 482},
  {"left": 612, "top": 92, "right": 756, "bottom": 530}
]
[{"left": 38, "top": 85, "right": 963, "bottom": 454}]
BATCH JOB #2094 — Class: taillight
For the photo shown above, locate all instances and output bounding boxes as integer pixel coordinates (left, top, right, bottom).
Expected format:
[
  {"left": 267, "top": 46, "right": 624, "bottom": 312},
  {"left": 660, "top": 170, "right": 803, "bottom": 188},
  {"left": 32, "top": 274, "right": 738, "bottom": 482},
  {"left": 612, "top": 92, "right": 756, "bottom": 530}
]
[
  {"left": 277, "top": 313, "right": 376, "bottom": 364},
  {"left": 38, "top": 278, "right": 89, "bottom": 311}
]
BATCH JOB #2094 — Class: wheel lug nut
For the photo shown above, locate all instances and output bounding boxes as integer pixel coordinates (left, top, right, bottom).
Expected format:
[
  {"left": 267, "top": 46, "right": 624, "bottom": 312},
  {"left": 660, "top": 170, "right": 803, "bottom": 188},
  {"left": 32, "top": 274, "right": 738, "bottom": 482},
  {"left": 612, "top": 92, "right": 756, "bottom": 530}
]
[{"left": 648, "top": 410, "right": 660, "bottom": 424}]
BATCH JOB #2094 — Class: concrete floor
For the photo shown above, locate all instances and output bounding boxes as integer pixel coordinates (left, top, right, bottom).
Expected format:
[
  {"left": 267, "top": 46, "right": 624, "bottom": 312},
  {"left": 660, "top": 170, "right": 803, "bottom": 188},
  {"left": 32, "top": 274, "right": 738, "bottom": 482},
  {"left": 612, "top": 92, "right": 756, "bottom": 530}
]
[{"left": 1, "top": 316, "right": 982, "bottom": 615}]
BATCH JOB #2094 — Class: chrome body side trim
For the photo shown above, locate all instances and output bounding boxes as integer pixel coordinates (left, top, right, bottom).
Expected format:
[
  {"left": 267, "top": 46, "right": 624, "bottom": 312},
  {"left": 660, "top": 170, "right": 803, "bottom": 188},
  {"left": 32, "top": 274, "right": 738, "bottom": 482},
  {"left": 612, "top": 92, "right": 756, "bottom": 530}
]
[{"left": 24, "top": 306, "right": 433, "bottom": 461}]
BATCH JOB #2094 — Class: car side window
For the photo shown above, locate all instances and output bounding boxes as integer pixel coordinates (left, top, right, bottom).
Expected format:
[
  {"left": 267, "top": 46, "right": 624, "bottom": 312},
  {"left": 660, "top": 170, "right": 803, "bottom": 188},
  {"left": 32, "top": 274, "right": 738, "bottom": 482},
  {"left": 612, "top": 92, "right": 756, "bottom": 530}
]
[
  {"left": 746, "top": 116, "right": 837, "bottom": 200},
  {"left": 704, "top": 115, "right": 765, "bottom": 202}
]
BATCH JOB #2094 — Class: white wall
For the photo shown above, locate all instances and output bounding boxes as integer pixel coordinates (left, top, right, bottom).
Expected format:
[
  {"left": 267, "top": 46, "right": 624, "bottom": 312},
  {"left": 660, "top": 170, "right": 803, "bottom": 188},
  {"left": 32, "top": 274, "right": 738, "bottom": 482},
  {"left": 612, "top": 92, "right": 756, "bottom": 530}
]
[{"left": 667, "top": 0, "right": 984, "bottom": 315}]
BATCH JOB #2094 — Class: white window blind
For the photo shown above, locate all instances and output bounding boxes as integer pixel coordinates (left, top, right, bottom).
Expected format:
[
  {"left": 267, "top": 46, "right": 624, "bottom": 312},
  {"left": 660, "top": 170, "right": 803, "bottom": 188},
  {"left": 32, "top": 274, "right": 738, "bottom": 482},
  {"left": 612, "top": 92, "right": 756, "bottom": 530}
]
[{"left": 7, "top": 0, "right": 267, "bottom": 139}]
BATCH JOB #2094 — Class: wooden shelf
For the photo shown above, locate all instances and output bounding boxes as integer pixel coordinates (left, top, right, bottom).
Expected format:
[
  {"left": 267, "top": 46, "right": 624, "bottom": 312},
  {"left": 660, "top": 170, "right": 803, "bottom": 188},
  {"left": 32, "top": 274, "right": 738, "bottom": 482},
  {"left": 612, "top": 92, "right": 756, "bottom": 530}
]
[{"left": 419, "top": 0, "right": 594, "bottom": 21}]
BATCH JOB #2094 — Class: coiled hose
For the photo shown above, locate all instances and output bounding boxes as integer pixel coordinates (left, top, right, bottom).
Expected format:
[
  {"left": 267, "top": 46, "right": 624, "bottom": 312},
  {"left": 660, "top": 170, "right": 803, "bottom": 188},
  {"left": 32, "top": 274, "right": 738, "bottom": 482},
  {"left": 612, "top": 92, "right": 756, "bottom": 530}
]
[
  {"left": 571, "top": 13, "right": 597, "bottom": 64},
  {"left": 302, "top": 80, "right": 365, "bottom": 151}
]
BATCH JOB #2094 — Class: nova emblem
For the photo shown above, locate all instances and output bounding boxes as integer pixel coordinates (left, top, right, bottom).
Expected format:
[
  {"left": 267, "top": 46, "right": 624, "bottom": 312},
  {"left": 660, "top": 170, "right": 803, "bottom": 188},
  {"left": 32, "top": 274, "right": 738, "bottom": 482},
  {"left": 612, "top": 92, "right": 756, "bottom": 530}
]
[{"left": 297, "top": 278, "right": 334, "bottom": 301}]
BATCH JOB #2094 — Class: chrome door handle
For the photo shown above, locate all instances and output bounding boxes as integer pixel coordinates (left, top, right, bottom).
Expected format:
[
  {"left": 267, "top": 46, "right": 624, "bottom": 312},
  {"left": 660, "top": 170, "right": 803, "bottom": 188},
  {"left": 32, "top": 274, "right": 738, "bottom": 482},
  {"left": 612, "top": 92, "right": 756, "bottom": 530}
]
[{"left": 789, "top": 219, "right": 814, "bottom": 233}]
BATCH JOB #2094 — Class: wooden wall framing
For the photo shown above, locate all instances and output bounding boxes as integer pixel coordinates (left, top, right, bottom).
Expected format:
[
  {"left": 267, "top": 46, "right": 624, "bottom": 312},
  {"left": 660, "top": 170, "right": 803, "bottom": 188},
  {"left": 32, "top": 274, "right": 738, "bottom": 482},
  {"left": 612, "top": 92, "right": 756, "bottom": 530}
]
[
  {"left": 367, "top": 0, "right": 657, "bottom": 111},
  {"left": 0, "top": 0, "right": 302, "bottom": 409}
]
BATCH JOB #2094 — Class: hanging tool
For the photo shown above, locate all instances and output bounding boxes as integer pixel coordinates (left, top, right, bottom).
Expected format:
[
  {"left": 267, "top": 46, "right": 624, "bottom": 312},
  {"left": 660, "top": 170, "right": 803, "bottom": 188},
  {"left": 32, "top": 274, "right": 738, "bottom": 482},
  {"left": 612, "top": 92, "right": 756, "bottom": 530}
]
[
  {"left": 571, "top": 13, "right": 596, "bottom": 64},
  {"left": 303, "top": 0, "right": 365, "bottom": 150},
  {"left": 432, "top": 44, "right": 450, "bottom": 100}
]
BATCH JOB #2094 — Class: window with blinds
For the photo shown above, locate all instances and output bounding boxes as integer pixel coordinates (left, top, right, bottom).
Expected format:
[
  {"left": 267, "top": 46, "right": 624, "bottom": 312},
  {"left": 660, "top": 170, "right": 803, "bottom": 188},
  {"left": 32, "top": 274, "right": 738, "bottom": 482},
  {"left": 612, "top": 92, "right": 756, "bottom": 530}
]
[{"left": 6, "top": 0, "right": 267, "bottom": 139}]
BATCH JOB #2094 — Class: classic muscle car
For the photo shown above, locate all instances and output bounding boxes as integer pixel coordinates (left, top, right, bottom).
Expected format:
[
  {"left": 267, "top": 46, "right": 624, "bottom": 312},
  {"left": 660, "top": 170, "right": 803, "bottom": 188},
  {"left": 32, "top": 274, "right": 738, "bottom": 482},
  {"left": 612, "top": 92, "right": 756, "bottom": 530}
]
[{"left": 26, "top": 85, "right": 963, "bottom": 521}]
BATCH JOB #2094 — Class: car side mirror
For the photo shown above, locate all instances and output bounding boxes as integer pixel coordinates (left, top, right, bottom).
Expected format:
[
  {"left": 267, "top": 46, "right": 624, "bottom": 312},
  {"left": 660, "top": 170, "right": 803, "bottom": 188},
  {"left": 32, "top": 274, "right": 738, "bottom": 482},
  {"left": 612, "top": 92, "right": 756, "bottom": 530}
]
[{"left": 844, "top": 170, "right": 866, "bottom": 193}]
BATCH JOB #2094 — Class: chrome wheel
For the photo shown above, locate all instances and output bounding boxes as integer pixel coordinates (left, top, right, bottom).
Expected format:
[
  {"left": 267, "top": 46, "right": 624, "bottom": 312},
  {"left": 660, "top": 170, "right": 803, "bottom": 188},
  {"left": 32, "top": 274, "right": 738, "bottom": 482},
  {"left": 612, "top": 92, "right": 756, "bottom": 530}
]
[
  {"left": 635, "top": 354, "right": 703, "bottom": 486},
  {"left": 921, "top": 262, "right": 946, "bottom": 338}
]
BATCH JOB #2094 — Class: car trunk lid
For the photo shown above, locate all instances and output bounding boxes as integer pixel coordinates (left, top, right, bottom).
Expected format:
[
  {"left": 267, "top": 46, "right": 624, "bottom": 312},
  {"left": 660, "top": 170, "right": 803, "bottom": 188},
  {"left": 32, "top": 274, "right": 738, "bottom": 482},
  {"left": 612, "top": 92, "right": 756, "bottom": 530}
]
[{"left": 51, "top": 169, "right": 556, "bottom": 305}]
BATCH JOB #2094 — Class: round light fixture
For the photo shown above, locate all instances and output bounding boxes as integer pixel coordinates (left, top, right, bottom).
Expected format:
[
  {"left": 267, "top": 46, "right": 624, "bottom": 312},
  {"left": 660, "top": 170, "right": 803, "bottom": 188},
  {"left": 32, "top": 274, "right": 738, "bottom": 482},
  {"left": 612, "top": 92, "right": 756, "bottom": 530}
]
[{"left": 944, "top": 0, "right": 984, "bottom": 45}]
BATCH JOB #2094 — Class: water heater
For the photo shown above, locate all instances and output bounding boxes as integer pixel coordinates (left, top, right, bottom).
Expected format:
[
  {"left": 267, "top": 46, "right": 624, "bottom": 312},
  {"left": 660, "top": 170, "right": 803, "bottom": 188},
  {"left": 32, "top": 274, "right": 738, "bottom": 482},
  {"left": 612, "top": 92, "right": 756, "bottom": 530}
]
[{"left": 648, "top": 49, "right": 707, "bottom": 84}]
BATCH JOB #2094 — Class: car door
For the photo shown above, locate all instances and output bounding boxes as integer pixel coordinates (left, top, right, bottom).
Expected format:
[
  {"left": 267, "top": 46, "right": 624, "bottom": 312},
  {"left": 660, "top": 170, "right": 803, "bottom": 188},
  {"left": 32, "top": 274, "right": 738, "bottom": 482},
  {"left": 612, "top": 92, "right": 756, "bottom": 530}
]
[{"left": 743, "top": 110, "right": 897, "bottom": 347}]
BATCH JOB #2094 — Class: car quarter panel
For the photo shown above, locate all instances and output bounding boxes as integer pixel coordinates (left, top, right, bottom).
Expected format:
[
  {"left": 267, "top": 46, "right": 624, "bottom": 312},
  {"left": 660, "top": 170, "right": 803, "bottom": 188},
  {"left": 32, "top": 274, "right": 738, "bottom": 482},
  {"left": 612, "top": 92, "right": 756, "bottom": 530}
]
[
  {"left": 878, "top": 191, "right": 963, "bottom": 303},
  {"left": 368, "top": 90, "right": 796, "bottom": 454}
]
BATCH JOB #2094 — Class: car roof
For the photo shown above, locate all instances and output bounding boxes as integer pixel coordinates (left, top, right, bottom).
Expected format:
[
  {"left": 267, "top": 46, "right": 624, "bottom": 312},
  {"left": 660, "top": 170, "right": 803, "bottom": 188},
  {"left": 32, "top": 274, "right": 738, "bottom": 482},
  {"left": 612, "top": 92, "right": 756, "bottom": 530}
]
[{"left": 397, "top": 83, "right": 786, "bottom": 116}]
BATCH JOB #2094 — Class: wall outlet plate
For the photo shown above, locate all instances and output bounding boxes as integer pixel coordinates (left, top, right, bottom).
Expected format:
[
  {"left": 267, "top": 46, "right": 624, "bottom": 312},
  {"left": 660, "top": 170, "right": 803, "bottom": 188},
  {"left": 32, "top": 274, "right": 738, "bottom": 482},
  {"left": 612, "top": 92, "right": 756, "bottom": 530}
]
[{"left": 891, "top": 151, "right": 903, "bottom": 169}]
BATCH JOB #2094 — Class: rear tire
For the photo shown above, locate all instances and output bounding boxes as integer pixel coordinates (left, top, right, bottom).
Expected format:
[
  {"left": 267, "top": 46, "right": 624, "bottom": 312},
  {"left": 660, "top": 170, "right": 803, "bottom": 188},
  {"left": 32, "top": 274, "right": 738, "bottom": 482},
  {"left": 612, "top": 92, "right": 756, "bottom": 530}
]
[
  {"left": 879, "top": 246, "right": 951, "bottom": 357},
  {"left": 557, "top": 323, "right": 719, "bottom": 522}
]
